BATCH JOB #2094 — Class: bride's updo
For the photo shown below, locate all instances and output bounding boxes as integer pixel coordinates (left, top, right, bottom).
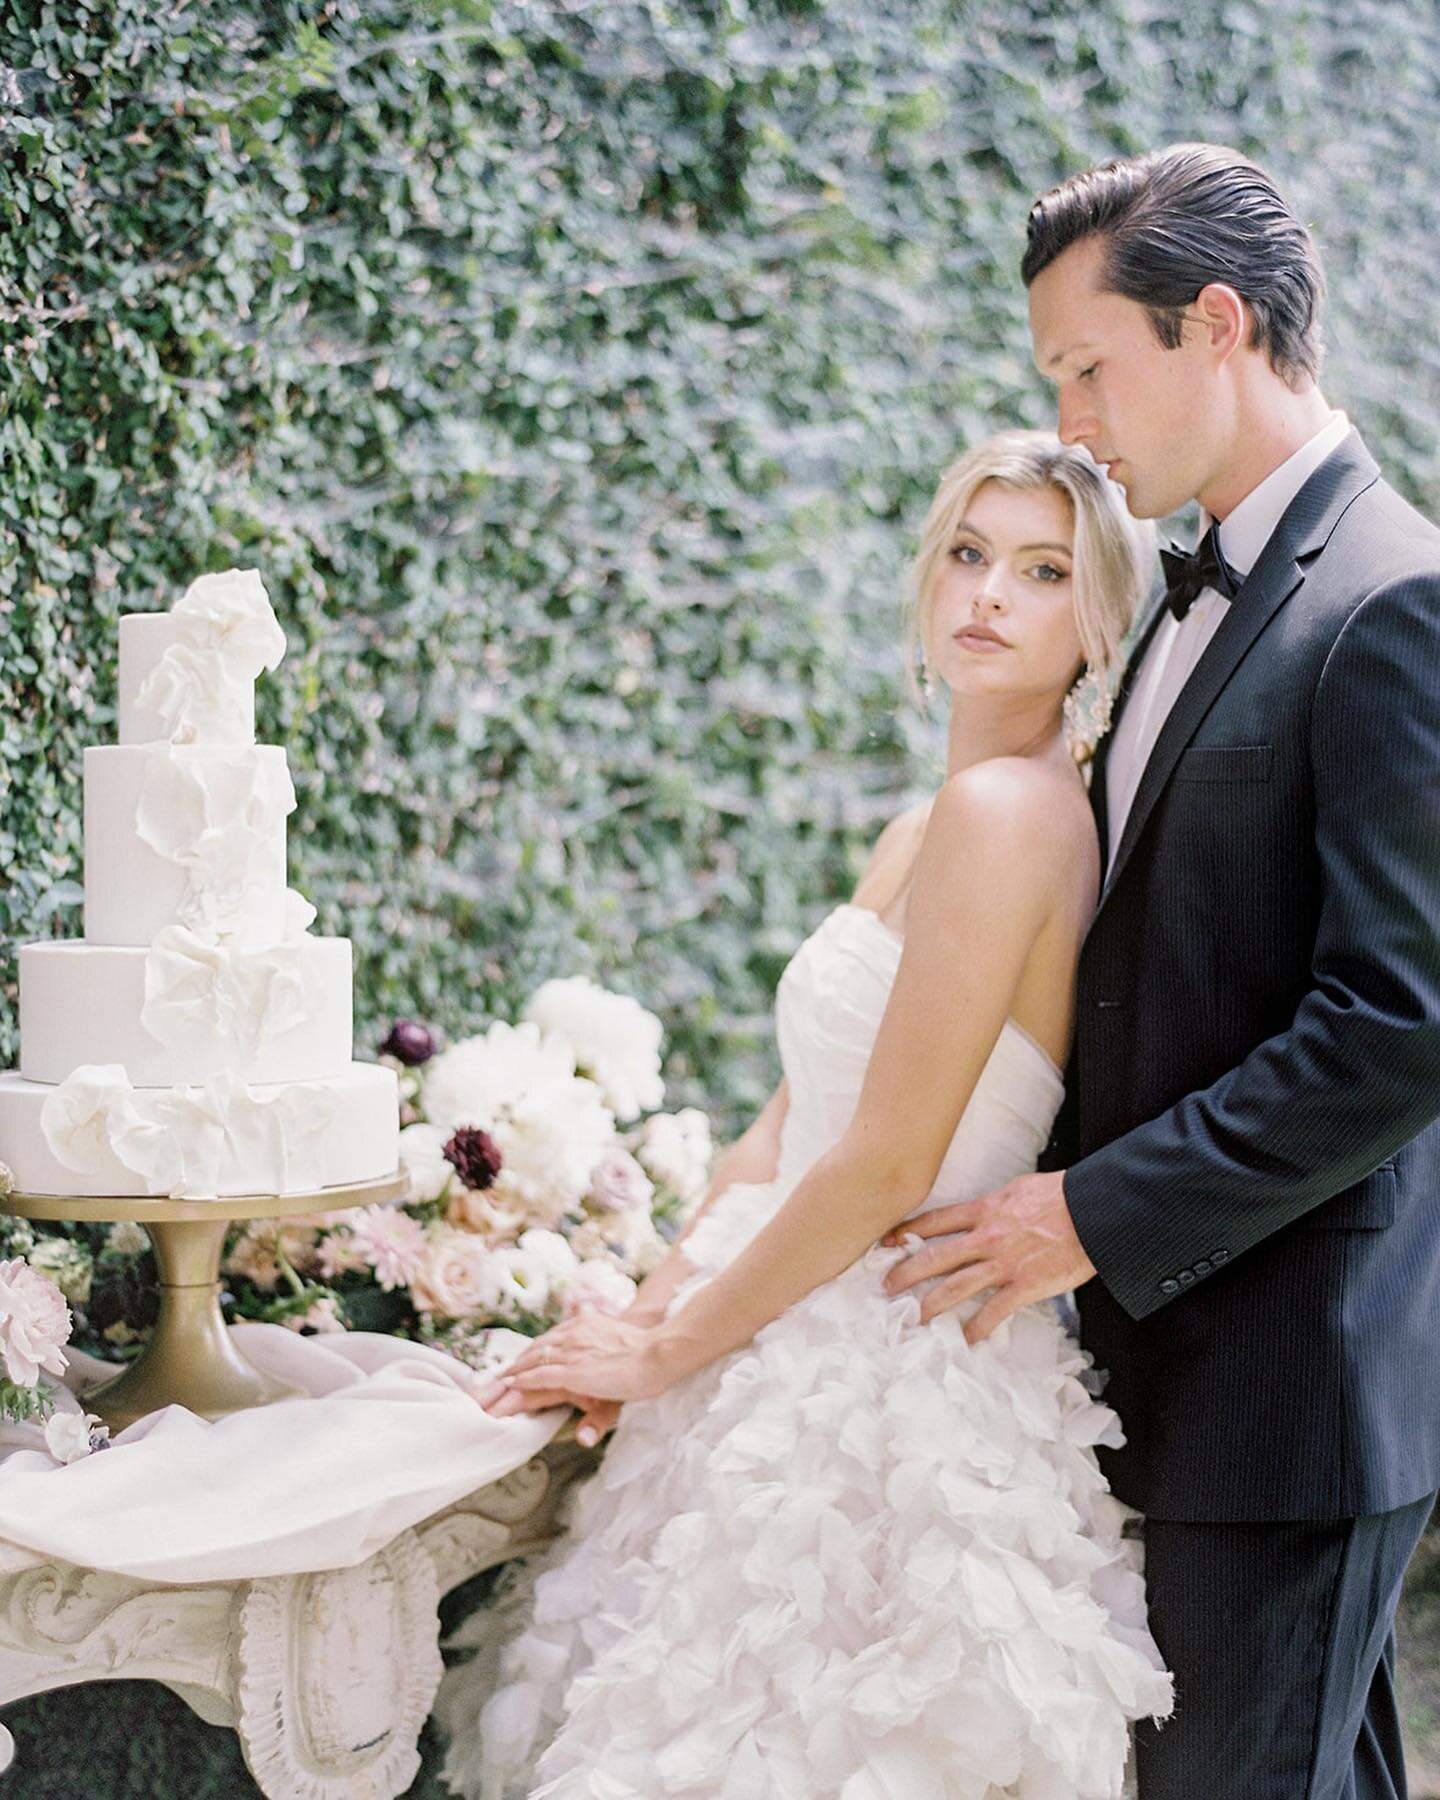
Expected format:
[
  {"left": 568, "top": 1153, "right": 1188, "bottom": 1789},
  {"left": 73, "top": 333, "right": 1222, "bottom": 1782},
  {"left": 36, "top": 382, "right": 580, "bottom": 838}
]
[{"left": 905, "top": 431, "right": 1154, "bottom": 705}]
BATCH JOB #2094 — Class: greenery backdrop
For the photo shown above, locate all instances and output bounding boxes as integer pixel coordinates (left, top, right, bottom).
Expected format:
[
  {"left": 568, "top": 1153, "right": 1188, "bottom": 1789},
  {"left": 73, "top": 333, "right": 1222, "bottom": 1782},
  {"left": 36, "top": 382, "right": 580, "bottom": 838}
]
[{"left": 2, "top": 0, "right": 1438, "bottom": 1793}]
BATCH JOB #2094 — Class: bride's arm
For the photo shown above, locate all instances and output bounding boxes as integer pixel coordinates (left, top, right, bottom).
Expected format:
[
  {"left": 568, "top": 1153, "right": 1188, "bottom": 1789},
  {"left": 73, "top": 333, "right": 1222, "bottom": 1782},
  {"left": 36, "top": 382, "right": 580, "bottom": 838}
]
[
  {"left": 623, "top": 1079, "right": 790, "bottom": 1324},
  {"left": 650, "top": 761, "right": 1076, "bottom": 1387},
  {"left": 625, "top": 802, "right": 923, "bottom": 1325},
  {"left": 484, "top": 764, "right": 1082, "bottom": 1414}
]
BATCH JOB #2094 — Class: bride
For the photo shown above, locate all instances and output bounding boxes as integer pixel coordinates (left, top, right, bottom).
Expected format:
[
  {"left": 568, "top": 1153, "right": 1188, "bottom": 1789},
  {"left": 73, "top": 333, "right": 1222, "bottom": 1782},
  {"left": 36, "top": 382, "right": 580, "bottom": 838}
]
[{"left": 443, "top": 430, "right": 1173, "bottom": 1799}]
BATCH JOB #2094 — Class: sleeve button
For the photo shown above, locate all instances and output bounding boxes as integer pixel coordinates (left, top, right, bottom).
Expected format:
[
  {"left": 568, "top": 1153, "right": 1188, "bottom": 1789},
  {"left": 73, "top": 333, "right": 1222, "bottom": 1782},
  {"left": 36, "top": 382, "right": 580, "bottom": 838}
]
[
  {"left": 1211, "top": 1247, "right": 1229, "bottom": 1262},
  {"left": 1193, "top": 1258, "right": 1211, "bottom": 1276},
  {"left": 1160, "top": 1278, "right": 1179, "bottom": 1295}
]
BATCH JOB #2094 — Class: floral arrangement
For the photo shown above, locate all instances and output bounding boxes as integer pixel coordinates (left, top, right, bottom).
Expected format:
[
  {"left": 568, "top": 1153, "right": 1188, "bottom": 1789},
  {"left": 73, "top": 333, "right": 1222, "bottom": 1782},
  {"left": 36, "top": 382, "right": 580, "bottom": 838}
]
[
  {"left": 0, "top": 1164, "right": 109, "bottom": 1463},
  {"left": 11, "top": 981, "right": 714, "bottom": 1380}
]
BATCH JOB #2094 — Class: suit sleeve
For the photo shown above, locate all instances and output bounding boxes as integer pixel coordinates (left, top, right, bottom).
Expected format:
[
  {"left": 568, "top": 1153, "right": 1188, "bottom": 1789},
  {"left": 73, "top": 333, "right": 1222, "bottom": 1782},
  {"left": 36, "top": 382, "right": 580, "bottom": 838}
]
[{"left": 1065, "top": 568, "right": 1440, "bottom": 1320}]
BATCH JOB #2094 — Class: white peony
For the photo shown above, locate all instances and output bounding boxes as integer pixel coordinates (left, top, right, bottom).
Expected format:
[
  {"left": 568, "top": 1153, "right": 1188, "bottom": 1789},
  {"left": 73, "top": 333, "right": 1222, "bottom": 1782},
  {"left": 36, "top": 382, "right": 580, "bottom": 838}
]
[
  {"left": 0, "top": 1258, "right": 71, "bottom": 1389},
  {"left": 422, "top": 1021, "right": 615, "bottom": 1217},
  {"left": 523, "top": 976, "right": 665, "bottom": 1121},
  {"left": 563, "top": 1259, "right": 639, "bottom": 1319},
  {"left": 398, "top": 1122, "right": 455, "bottom": 1204},
  {"left": 636, "top": 1107, "right": 714, "bottom": 1210},
  {"left": 43, "top": 1411, "right": 107, "bottom": 1465}
]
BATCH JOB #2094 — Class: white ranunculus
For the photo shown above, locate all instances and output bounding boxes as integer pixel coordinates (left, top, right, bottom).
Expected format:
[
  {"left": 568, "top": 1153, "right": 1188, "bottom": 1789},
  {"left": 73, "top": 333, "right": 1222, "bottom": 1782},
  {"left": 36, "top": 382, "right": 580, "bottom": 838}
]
[
  {"left": 563, "top": 1259, "right": 639, "bottom": 1319},
  {"left": 398, "top": 1122, "right": 455, "bottom": 1204},
  {"left": 636, "top": 1107, "right": 714, "bottom": 1209},
  {"left": 422, "top": 1021, "right": 615, "bottom": 1216},
  {"left": 523, "top": 976, "right": 665, "bottom": 1122},
  {"left": 44, "top": 1410, "right": 107, "bottom": 1465}
]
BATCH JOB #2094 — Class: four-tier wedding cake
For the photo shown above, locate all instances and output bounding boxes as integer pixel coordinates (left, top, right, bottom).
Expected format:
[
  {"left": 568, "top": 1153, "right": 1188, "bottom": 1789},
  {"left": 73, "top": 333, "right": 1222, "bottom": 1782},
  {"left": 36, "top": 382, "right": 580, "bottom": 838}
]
[{"left": 0, "top": 571, "right": 399, "bottom": 1198}]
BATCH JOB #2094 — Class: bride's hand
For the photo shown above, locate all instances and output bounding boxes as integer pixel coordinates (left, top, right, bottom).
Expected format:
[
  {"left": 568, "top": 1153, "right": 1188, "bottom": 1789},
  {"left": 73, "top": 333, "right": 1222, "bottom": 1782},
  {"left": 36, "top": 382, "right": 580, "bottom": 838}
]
[{"left": 477, "top": 1315, "right": 675, "bottom": 1418}]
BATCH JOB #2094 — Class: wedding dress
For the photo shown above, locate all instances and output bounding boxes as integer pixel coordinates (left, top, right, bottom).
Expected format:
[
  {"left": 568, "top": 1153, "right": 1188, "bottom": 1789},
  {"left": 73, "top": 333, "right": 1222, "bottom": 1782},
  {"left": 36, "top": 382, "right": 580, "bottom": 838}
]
[{"left": 438, "top": 902, "right": 1173, "bottom": 1799}]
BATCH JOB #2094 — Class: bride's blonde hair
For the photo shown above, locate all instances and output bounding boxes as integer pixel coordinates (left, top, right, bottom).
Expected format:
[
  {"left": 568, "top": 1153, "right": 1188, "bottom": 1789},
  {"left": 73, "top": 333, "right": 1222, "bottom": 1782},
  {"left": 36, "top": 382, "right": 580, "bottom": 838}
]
[{"left": 904, "top": 430, "right": 1154, "bottom": 708}]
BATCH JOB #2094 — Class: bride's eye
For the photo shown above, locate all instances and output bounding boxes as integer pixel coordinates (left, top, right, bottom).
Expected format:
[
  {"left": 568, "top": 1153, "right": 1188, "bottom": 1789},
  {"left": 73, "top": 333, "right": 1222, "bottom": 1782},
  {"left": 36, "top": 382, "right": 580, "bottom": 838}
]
[
  {"left": 949, "top": 542, "right": 984, "bottom": 565},
  {"left": 1031, "top": 562, "right": 1069, "bottom": 583}
]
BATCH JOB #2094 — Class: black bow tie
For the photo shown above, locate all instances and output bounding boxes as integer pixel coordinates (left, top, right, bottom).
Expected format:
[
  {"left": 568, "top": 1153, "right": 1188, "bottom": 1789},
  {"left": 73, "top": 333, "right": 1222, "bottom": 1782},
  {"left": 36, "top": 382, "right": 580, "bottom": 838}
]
[{"left": 1159, "top": 523, "right": 1241, "bottom": 622}]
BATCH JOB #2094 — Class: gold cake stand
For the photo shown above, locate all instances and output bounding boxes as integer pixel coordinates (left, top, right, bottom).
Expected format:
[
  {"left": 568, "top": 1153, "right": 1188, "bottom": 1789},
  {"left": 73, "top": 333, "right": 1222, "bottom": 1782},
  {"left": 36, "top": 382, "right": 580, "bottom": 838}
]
[{"left": 1, "top": 1174, "right": 406, "bottom": 1431}]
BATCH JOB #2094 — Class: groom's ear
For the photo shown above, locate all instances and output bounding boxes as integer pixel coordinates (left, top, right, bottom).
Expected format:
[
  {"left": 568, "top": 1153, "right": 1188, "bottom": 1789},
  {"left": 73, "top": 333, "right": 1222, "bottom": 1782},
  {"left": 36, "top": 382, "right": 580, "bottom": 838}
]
[{"left": 1190, "top": 282, "right": 1250, "bottom": 367}]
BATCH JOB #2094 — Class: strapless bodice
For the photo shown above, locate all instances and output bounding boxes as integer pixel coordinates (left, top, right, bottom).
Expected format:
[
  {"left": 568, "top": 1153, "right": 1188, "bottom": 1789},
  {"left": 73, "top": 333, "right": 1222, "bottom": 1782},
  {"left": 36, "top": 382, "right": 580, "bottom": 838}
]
[{"left": 773, "top": 903, "right": 1064, "bottom": 1217}]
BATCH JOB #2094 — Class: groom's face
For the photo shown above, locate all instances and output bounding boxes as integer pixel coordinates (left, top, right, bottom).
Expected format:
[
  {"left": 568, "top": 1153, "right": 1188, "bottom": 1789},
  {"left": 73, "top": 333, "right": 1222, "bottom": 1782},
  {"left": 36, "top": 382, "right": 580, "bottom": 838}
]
[{"left": 1028, "top": 234, "right": 1220, "bottom": 520}]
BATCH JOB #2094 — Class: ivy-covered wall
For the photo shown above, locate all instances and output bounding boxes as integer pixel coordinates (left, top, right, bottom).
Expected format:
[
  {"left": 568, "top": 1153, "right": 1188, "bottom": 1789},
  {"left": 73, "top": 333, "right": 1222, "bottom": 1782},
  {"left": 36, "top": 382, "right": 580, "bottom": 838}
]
[
  {"left": 2, "top": 2, "right": 1439, "bottom": 1792},
  {"left": 3, "top": 0, "right": 1438, "bottom": 1133}
]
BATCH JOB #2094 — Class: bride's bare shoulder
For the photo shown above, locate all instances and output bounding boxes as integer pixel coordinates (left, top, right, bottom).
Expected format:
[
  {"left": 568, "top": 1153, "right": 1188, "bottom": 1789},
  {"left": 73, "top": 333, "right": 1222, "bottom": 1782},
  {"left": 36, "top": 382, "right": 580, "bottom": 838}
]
[{"left": 927, "top": 756, "right": 1096, "bottom": 880}]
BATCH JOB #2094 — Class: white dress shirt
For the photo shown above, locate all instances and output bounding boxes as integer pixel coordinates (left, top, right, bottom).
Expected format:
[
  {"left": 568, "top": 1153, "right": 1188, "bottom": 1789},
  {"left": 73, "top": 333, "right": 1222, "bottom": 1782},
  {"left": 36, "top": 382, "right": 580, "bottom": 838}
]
[{"left": 1106, "top": 410, "right": 1351, "bottom": 865}]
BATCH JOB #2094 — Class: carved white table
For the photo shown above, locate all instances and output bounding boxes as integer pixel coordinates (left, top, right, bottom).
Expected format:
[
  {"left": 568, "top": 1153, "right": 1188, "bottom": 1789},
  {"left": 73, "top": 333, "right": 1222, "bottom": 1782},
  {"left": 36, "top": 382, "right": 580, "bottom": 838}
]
[{"left": 0, "top": 1437, "right": 594, "bottom": 1798}]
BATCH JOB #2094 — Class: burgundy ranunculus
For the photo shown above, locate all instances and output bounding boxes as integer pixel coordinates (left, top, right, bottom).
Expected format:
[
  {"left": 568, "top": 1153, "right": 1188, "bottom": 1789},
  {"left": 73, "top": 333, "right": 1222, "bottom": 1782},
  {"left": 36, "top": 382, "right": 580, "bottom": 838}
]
[
  {"left": 443, "top": 1126, "right": 504, "bottom": 1191},
  {"left": 380, "top": 1019, "right": 437, "bottom": 1067}
]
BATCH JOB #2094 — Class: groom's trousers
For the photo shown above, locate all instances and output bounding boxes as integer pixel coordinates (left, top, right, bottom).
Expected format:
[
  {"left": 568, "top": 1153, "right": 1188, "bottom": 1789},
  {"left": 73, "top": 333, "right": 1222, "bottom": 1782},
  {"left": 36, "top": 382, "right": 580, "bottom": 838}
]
[{"left": 1133, "top": 1492, "right": 1436, "bottom": 1799}]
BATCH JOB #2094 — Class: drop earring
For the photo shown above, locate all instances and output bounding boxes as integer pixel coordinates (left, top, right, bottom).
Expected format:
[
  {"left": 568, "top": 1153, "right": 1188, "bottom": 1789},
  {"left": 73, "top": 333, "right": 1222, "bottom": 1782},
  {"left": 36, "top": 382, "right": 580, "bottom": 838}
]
[{"left": 1062, "top": 661, "right": 1116, "bottom": 770}]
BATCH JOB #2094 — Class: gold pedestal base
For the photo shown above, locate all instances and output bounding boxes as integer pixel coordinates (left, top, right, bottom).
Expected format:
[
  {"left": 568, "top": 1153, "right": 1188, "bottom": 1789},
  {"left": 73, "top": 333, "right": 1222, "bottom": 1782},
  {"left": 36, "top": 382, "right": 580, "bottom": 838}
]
[{"left": 4, "top": 1174, "right": 407, "bottom": 1432}]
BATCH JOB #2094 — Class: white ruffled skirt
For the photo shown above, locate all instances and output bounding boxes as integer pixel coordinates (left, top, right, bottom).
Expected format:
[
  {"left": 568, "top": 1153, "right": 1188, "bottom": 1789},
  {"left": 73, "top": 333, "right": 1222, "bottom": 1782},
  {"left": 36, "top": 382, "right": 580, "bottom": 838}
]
[{"left": 437, "top": 1179, "right": 1173, "bottom": 1800}]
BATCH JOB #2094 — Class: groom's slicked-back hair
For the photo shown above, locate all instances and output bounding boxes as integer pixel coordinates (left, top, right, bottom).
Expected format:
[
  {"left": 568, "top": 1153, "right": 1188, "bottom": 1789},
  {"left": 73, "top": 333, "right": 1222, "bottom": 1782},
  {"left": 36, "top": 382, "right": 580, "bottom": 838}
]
[{"left": 1022, "top": 143, "right": 1326, "bottom": 388}]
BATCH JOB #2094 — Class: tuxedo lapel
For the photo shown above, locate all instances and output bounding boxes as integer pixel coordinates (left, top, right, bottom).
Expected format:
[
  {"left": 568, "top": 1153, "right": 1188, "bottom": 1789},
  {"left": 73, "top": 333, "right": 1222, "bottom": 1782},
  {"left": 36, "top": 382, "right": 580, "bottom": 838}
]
[{"left": 1096, "top": 431, "right": 1382, "bottom": 915}]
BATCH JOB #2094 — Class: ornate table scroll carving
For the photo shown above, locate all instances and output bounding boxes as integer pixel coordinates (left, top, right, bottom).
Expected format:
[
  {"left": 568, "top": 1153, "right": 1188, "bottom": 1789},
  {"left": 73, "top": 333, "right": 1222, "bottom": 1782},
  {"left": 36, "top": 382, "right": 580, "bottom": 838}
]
[{"left": 0, "top": 1439, "right": 595, "bottom": 1797}]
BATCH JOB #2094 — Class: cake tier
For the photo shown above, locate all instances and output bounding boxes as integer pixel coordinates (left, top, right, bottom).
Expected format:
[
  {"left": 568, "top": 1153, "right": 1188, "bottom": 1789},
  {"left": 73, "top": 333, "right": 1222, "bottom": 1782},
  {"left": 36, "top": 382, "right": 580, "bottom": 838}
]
[
  {"left": 84, "top": 745, "right": 292, "bottom": 946},
  {"left": 119, "top": 613, "right": 255, "bottom": 746},
  {"left": 0, "top": 1064, "right": 399, "bottom": 1198},
  {"left": 19, "top": 937, "right": 353, "bottom": 1087}
]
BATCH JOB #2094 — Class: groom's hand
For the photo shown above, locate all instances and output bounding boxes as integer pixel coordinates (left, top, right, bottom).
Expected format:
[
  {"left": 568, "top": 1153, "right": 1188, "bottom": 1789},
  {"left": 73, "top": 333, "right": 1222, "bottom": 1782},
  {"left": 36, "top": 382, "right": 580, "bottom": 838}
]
[{"left": 879, "top": 1170, "right": 1096, "bottom": 1343}]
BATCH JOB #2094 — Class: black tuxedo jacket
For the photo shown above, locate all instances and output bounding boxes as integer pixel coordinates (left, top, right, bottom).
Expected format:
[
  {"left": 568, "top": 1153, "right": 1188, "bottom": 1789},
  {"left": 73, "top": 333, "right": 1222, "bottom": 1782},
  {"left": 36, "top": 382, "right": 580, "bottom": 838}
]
[{"left": 1057, "top": 430, "right": 1440, "bottom": 1522}]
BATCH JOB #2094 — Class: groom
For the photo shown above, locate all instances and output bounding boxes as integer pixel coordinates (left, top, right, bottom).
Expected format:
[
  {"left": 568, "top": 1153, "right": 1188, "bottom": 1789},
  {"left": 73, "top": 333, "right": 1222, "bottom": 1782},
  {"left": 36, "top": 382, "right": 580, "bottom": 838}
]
[{"left": 885, "top": 143, "right": 1440, "bottom": 1796}]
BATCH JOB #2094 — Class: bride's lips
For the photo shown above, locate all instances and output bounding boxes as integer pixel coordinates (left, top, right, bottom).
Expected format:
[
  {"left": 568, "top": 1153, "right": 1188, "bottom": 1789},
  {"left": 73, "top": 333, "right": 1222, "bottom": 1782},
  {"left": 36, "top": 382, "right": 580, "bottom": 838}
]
[{"left": 953, "top": 624, "right": 1011, "bottom": 652}]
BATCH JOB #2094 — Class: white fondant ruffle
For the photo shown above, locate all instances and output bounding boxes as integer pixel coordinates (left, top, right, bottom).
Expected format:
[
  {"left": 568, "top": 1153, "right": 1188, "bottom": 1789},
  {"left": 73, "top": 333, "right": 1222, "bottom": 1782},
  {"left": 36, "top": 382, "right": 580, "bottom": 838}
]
[
  {"left": 140, "top": 892, "right": 320, "bottom": 1059},
  {"left": 135, "top": 745, "right": 297, "bottom": 936},
  {"left": 438, "top": 1187, "right": 1172, "bottom": 1800},
  {"left": 136, "top": 569, "right": 286, "bottom": 746},
  {"left": 41, "top": 1064, "right": 339, "bottom": 1198}
]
